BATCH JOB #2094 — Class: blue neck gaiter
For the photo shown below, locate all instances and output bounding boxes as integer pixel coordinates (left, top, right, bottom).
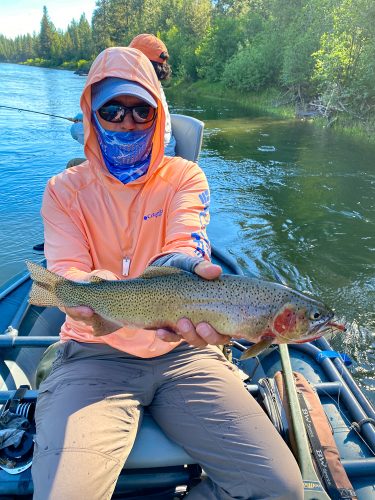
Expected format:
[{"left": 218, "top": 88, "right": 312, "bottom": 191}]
[{"left": 93, "top": 113, "right": 155, "bottom": 184}]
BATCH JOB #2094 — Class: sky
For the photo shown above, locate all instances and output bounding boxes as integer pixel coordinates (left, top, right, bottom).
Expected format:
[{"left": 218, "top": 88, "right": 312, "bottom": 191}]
[{"left": 0, "top": 0, "right": 97, "bottom": 39}]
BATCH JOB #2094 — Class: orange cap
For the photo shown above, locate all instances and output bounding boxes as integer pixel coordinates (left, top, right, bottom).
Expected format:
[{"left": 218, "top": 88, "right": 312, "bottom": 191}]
[{"left": 129, "top": 34, "right": 169, "bottom": 64}]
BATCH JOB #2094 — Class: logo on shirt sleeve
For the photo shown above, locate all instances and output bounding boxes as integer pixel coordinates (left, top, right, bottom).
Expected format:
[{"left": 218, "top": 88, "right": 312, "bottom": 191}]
[
  {"left": 192, "top": 189, "right": 211, "bottom": 257},
  {"left": 191, "top": 231, "right": 211, "bottom": 257},
  {"left": 198, "top": 189, "right": 210, "bottom": 229}
]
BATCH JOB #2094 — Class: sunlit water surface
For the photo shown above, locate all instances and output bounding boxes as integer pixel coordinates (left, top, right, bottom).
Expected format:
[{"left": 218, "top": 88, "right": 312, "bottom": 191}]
[{"left": 0, "top": 63, "right": 374, "bottom": 402}]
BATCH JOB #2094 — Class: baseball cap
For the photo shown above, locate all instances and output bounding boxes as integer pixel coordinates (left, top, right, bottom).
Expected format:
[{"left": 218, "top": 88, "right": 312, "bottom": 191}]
[
  {"left": 129, "top": 34, "right": 169, "bottom": 64},
  {"left": 91, "top": 77, "right": 157, "bottom": 111}
]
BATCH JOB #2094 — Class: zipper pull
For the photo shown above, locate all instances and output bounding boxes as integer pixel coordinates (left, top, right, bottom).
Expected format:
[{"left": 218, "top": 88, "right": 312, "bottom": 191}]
[{"left": 122, "top": 257, "right": 131, "bottom": 276}]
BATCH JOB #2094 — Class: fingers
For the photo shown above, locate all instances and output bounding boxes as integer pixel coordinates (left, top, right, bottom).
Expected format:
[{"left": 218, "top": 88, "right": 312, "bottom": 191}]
[
  {"left": 196, "top": 322, "right": 231, "bottom": 345},
  {"left": 156, "top": 318, "right": 231, "bottom": 348},
  {"left": 156, "top": 328, "right": 183, "bottom": 343},
  {"left": 88, "top": 270, "right": 119, "bottom": 281},
  {"left": 194, "top": 261, "right": 222, "bottom": 280},
  {"left": 177, "top": 318, "right": 208, "bottom": 347},
  {"left": 64, "top": 306, "right": 95, "bottom": 323}
]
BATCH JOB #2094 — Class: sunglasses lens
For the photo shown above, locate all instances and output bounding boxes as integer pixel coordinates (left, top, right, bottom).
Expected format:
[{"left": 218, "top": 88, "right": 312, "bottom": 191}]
[
  {"left": 98, "top": 104, "right": 124, "bottom": 123},
  {"left": 132, "top": 105, "right": 155, "bottom": 123},
  {"left": 98, "top": 102, "right": 156, "bottom": 124}
]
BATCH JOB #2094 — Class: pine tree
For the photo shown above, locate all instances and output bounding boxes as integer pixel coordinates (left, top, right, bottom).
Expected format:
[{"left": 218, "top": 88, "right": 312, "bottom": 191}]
[
  {"left": 78, "top": 14, "right": 94, "bottom": 59},
  {"left": 38, "top": 6, "right": 56, "bottom": 60},
  {"left": 92, "top": 0, "right": 112, "bottom": 52}
]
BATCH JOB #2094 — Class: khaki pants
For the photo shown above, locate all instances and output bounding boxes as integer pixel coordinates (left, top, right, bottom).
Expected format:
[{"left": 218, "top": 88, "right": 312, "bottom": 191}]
[{"left": 32, "top": 341, "right": 303, "bottom": 500}]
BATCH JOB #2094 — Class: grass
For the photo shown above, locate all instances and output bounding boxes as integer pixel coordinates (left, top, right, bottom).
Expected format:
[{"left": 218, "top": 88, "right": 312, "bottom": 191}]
[
  {"left": 328, "top": 116, "right": 375, "bottom": 145},
  {"left": 166, "top": 80, "right": 295, "bottom": 119}
]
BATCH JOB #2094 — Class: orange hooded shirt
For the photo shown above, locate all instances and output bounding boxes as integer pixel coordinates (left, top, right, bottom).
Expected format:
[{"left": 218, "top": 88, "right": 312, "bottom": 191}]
[{"left": 41, "top": 47, "right": 211, "bottom": 358}]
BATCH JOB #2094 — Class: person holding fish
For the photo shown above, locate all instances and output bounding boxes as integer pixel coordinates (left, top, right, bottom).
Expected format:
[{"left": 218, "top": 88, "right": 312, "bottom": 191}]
[{"left": 30, "top": 46, "right": 304, "bottom": 499}]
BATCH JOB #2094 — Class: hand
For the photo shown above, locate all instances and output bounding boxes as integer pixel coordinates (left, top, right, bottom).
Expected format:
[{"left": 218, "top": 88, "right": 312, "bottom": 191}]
[
  {"left": 156, "top": 261, "right": 232, "bottom": 347},
  {"left": 64, "top": 305, "right": 121, "bottom": 336},
  {"left": 63, "top": 269, "right": 119, "bottom": 330}
]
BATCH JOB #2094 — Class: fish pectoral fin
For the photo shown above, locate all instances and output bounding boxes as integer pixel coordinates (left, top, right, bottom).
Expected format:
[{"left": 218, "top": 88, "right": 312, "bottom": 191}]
[
  {"left": 90, "top": 313, "right": 123, "bottom": 337},
  {"left": 139, "top": 266, "right": 184, "bottom": 279},
  {"left": 240, "top": 338, "right": 275, "bottom": 360}
]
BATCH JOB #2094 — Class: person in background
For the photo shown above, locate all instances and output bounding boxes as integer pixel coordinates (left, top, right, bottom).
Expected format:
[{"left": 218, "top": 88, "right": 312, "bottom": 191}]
[
  {"left": 129, "top": 33, "right": 176, "bottom": 156},
  {"left": 31, "top": 46, "right": 303, "bottom": 500}
]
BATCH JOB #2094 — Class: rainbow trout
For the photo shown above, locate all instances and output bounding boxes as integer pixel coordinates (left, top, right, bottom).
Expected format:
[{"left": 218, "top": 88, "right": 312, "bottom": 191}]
[{"left": 26, "top": 261, "right": 341, "bottom": 359}]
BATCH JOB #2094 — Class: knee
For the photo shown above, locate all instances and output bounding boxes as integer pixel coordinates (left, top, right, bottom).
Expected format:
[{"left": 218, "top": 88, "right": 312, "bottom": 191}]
[
  {"left": 273, "top": 476, "right": 304, "bottom": 500},
  {"left": 264, "top": 460, "right": 304, "bottom": 500}
]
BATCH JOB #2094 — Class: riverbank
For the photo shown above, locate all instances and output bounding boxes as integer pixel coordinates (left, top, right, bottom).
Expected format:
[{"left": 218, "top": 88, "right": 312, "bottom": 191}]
[
  {"left": 166, "top": 80, "right": 375, "bottom": 145},
  {"left": 20, "top": 58, "right": 91, "bottom": 74}
]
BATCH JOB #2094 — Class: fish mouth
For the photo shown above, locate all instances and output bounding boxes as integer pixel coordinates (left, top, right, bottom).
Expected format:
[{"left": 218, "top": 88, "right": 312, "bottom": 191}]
[{"left": 295, "top": 320, "right": 346, "bottom": 344}]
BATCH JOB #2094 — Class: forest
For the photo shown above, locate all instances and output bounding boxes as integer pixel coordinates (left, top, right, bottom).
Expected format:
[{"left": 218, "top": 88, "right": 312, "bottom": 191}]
[{"left": 1, "top": 0, "right": 375, "bottom": 128}]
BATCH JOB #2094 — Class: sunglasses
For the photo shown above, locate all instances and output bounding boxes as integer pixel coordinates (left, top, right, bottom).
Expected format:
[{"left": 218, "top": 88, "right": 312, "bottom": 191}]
[{"left": 98, "top": 101, "right": 156, "bottom": 124}]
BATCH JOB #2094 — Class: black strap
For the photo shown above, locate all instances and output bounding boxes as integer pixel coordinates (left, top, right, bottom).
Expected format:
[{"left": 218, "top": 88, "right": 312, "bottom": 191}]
[{"left": 297, "top": 392, "right": 357, "bottom": 500}]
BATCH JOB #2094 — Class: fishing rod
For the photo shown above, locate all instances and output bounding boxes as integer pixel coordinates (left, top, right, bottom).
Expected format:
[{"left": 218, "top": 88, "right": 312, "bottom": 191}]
[
  {"left": 0, "top": 105, "right": 82, "bottom": 123},
  {"left": 279, "top": 344, "right": 331, "bottom": 499}
]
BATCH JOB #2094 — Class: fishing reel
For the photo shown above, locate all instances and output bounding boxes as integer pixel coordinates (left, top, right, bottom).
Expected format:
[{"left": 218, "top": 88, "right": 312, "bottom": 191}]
[{"left": 0, "top": 385, "right": 36, "bottom": 474}]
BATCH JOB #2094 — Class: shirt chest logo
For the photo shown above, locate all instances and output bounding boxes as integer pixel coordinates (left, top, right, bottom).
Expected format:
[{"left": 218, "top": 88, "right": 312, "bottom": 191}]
[{"left": 143, "top": 208, "right": 163, "bottom": 221}]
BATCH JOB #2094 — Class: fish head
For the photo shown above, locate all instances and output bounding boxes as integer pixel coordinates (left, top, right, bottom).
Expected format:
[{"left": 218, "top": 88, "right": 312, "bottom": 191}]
[{"left": 271, "top": 298, "right": 335, "bottom": 343}]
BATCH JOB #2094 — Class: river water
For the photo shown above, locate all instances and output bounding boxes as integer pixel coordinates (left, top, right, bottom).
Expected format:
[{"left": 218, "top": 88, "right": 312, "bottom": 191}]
[{"left": 0, "top": 63, "right": 374, "bottom": 402}]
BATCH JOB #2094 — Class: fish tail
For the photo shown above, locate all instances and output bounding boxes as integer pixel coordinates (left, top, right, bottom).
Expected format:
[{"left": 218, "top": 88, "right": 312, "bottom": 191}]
[{"left": 26, "top": 260, "right": 65, "bottom": 307}]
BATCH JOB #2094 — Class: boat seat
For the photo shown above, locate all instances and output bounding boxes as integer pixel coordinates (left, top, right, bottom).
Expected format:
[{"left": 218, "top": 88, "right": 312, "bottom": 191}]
[
  {"left": 170, "top": 114, "right": 204, "bottom": 162},
  {"left": 69, "top": 113, "right": 204, "bottom": 163},
  {"left": 126, "top": 412, "right": 196, "bottom": 469},
  {"left": 66, "top": 157, "right": 86, "bottom": 168}
]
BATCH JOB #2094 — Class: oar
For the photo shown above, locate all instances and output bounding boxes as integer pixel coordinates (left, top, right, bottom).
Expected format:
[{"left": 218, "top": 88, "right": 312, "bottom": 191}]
[
  {"left": 279, "top": 344, "right": 331, "bottom": 499},
  {"left": 0, "top": 105, "right": 81, "bottom": 122}
]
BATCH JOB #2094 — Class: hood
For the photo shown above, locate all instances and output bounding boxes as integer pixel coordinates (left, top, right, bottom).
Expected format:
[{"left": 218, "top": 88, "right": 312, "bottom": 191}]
[{"left": 80, "top": 47, "right": 165, "bottom": 185}]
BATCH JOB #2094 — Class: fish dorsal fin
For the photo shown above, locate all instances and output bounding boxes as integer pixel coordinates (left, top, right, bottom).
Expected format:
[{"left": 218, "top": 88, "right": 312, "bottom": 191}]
[
  {"left": 89, "top": 275, "right": 106, "bottom": 283},
  {"left": 139, "top": 266, "right": 184, "bottom": 279}
]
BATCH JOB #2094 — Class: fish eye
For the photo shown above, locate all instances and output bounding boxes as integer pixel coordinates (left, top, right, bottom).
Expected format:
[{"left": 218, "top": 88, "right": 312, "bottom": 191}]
[{"left": 310, "top": 310, "right": 321, "bottom": 321}]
